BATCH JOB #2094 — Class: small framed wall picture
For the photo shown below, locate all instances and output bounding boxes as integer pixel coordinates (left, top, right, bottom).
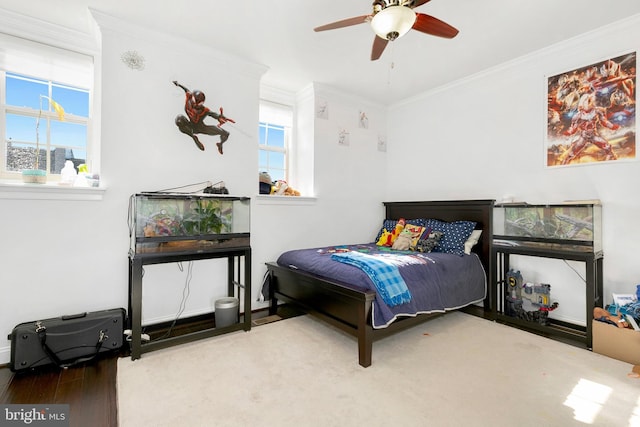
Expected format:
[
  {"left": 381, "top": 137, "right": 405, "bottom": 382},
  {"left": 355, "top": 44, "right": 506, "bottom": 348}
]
[{"left": 338, "top": 128, "right": 350, "bottom": 146}]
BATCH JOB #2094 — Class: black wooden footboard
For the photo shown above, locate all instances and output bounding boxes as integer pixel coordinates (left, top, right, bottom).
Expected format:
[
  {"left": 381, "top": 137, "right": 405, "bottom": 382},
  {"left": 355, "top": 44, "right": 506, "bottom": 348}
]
[{"left": 265, "top": 262, "right": 376, "bottom": 366}]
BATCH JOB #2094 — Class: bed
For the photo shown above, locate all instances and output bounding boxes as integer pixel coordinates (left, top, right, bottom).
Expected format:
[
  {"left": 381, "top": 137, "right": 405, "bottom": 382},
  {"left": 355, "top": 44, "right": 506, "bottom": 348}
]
[{"left": 264, "top": 199, "right": 494, "bottom": 367}]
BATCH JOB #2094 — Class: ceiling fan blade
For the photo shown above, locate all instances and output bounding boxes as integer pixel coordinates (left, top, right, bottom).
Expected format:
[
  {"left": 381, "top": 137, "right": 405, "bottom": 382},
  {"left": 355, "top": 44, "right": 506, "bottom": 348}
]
[
  {"left": 314, "top": 15, "right": 371, "bottom": 32},
  {"left": 412, "top": 13, "right": 459, "bottom": 38},
  {"left": 411, "top": 0, "right": 432, "bottom": 8},
  {"left": 371, "top": 36, "right": 389, "bottom": 61}
]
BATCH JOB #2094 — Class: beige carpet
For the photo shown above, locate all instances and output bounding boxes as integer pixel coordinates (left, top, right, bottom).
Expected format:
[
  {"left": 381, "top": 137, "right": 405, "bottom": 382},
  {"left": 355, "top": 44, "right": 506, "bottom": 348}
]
[{"left": 117, "top": 312, "right": 640, "bottom": 427}]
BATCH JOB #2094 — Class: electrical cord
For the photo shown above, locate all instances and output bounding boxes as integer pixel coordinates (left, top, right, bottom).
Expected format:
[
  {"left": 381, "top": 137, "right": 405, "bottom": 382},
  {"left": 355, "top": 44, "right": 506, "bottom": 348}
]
[
  {"left": 143, "top": 181, "right": 216, "bottom": 194},
  {"left": 563, "top": 259, "right": 586, "bottom": 283},
  {"left": 151, "top": 261, "right": 193, "bottom": 341}
]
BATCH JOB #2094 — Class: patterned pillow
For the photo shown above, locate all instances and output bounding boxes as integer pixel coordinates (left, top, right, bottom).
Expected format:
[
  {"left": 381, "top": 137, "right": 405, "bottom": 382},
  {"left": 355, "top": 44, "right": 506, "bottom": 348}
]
[
  {"left": 402, "top": 224, "right": 427, "bottom": 249},
  {"left": 425, "top": 219, "right": 477, "bottom": 256}
]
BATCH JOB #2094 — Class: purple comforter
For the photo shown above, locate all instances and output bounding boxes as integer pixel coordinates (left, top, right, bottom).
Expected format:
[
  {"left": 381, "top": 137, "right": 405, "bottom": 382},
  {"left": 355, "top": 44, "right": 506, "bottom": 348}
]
[{"left": 276, "top": 244, "right": 487, "bottom": 329}]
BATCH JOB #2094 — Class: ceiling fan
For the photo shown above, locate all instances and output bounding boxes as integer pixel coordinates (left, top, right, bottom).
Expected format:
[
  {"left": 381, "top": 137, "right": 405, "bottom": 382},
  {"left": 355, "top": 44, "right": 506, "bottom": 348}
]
[{"left": 314, "top": 0, "right": 459, "bottom": 61}]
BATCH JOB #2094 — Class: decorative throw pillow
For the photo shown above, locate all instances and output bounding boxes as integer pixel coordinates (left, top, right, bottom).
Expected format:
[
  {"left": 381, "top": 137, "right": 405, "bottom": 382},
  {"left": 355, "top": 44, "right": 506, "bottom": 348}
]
[
  {"left": 464, "top": 230, "right": 483, "bottom": 255},
  {"left": 414, "top": 230, "right": 443, "bottom": 253},
  {"left": 402, "top": 224, "right": 427, "bottom": 249},
  {"left": 425, "top": 219, "right": 477, "bottom": 256}
]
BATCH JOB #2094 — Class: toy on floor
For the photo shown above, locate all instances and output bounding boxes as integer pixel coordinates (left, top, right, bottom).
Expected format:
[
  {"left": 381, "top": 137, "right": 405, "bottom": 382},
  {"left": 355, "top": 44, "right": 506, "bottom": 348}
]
[
  {"left": 594, "top": 307, "right": 629, "bottom": 328},
  {"left": 504, "top": 269, "right": 558, "bottom": 325}
]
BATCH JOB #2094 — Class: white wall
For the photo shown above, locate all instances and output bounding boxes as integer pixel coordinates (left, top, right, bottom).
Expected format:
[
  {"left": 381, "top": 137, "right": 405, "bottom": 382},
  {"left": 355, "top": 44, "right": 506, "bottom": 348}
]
[
  {"left": 0, "top": 12, "right": 387, "bottom": 363},
  {"left": 252, "top": 83, "right": 388, "bottom": 302},
  {"left": 386, "top": 14, "right": 640, "bottom": 325}
]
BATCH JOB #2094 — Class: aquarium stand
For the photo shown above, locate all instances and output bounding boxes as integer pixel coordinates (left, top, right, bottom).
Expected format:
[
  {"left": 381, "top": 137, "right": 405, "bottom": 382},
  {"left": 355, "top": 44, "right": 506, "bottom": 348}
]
[
  {"left": 127, "top": 246, "right": 251, "bottom": 360},
  {"left": 127, "top": 193, "right": 252, "bottom": 360},
  {"left": 492, "top": 202, "right": 603, "bottom": 348}
]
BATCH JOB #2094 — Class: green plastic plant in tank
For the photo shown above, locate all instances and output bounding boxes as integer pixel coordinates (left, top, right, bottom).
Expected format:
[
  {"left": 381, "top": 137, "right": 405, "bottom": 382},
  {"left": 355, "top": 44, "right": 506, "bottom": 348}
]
[
  {"left": 183, "top": 200, "right": 223, "bottom": 235},
  {"left": 182, "top": 203, "right": 201, "bottom": 236},
  {"left": 199, "top": 200, "right": 223, "bottom": 234}
]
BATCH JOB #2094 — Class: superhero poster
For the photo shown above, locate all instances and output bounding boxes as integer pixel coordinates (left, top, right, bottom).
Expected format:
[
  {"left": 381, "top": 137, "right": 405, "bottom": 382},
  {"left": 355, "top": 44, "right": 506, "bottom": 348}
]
[{"left": 546, "top": 51, "right": 636, "bottom": 167}]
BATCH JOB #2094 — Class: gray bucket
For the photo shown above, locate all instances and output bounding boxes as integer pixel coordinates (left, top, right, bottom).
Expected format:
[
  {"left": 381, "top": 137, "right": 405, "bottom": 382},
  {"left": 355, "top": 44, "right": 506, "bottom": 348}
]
[{"left": 215, "top": 297, "right": 239, "bottom": 328}]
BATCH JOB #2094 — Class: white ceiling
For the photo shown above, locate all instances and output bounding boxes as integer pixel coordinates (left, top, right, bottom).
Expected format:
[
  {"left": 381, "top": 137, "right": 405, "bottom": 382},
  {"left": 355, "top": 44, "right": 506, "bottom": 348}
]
[{"left": 3, "top": 0, "right": 640, "bottom": 105}]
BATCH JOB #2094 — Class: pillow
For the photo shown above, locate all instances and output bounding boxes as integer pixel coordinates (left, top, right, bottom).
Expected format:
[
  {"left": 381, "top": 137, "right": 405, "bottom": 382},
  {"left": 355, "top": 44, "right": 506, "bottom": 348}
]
[
  {"left": 464, "top": 230, "right": 483, "bottom": 255},
  {"left": 402, "top": 223, "right": 427, "bottom": 249},
  {"left": 414, "top": 230, "right": 443, "bottom": 253},
  {"left": 374, "top": 218, "right": 426, "bottom": 244},
  {"left": 425, "top": 219, "right": 477, "bottom": 256}
]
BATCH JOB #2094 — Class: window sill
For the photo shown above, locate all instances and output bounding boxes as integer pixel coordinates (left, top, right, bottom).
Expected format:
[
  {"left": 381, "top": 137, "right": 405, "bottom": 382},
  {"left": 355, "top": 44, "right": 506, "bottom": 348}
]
[
  {"left": 254, "top": 194, "right": 317, "bottom": 205},
  {"left": 0, "top": 181, "right": 106, "bottom": 201}
]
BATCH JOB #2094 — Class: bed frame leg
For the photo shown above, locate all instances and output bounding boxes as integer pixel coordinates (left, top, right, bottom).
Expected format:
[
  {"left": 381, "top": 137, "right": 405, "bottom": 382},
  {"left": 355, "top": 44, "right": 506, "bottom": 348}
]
[
  {"left": 266, "top": 271, "right": 279, "bottom": 316},
  {"left": 358, "top": 328, "right": 373, "bottom": 368},
  {"left": 357, "top": 303, "right": 373, "bottom": 367}
]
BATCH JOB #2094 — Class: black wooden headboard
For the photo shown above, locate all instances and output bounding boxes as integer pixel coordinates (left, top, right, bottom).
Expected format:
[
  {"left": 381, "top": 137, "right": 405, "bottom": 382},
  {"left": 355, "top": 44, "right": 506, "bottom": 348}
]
[{"left": 383, "top": 199, "right": 495, "bottom": 276}]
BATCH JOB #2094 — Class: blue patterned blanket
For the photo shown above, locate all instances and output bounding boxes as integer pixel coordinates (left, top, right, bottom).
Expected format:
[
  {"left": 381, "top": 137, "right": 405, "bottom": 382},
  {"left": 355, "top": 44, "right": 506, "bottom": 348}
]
[{"left": 330, "top": 251, "right": 411, "bottom": 306}]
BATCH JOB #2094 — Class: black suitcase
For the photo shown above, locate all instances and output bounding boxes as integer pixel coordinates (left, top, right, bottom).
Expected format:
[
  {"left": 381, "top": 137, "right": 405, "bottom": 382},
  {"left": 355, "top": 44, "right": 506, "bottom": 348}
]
[{"left": 8, "top": 308, "right": 126, "bottom": 372}]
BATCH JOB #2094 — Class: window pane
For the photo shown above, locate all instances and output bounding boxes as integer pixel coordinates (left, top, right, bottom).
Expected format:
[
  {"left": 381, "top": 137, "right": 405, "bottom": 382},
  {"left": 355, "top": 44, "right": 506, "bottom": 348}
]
[
  {"left": 259, "top": 150, "right": 268, "bottom": 168},
  {"left": 258, "top": 100, "right": 292, "bottom": 191},
  {"left": 268, "top": 151, "right": 285, "bottom": 169},
  {"left": 52, "top": 85, "right": 89, "bottom": 117},
  {"left": 6, "top": 74, "right": 47, "bottom": 109},
  {"left": 6, "top": 114, "right": 37, "bottom": 144},
  {"left": 5, "top": 144, "right": 45, "bottom": 172},
  {"left": 51, "top": 121, "right": 87, "bottom": 149},
  {"left": 269, "top": 169, "right": 285, "bottom": 182},
  {"left": 267, "top": 126, "right": 285, "bottom": 148},
  {"left": 68, "top": 148, "right": 86, "bottom": 161},
  {"left": 50, "top": 147, "right": 84, "bottom": 174}
]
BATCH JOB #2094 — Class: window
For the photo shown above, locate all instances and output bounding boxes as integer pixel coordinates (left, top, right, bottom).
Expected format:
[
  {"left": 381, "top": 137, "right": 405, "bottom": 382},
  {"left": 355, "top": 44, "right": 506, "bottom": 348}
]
[
  {"left": 0, "top": 30, "right": 94, "bottom": 182},
  {"left": 258, "top": 100, "right": 293, "bottom": 183},
  {"left": 3, "top": 73, "right": 89, "bottom": 176}
]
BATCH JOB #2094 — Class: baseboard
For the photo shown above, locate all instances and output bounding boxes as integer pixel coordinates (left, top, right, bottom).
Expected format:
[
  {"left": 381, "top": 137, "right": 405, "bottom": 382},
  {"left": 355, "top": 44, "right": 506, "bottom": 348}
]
[{"left": 0, "top": 345, "right": 11, "bottom": 366}]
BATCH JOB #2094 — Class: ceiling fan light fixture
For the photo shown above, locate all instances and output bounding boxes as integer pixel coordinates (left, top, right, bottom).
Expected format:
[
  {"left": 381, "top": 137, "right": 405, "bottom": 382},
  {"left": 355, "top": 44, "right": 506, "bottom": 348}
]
[{"left": 370, "top": 6, "right": 417, "bottom": 41}]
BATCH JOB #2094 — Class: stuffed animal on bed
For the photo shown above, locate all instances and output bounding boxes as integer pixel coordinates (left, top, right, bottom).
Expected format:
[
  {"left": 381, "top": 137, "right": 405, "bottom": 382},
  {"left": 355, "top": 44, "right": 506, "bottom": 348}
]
[
  {"left": 414, "top": 230, "right": 444, "bottom": 253},
  {"left": 391, "top": 227, "right": 414, "bottom": 250},
  {"left": 376, "top": 218, "right": 406, "bottom": 247}
]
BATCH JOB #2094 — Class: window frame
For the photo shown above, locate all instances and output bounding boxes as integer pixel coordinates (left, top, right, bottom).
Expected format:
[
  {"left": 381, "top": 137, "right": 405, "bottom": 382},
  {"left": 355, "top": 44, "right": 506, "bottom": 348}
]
[
  {"left": 1, "top": 72, "right": 91, "bottom": 180},
  {"left": 0, "top": 8, "right": 101, "bottom": 198},
  {"left": 258, "top": 120, "right": 289, "bottom": 183},
  {"left": 258, "top": 97, "right": 293, "bottom": 186}
]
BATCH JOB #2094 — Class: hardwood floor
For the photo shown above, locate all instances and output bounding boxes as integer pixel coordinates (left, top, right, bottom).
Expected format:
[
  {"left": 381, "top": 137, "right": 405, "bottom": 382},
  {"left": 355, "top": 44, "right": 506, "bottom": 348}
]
[
  {"left": 0, "top": 354, "right": 119, "bottom": 427},
  {"left": 0, "top": 306, "right": 301, "bottom": 427}
]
